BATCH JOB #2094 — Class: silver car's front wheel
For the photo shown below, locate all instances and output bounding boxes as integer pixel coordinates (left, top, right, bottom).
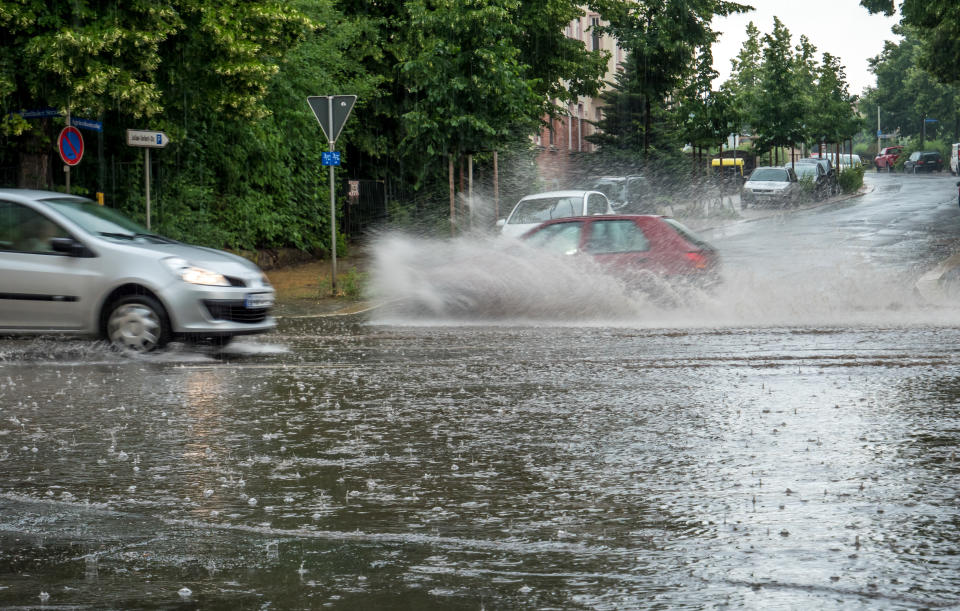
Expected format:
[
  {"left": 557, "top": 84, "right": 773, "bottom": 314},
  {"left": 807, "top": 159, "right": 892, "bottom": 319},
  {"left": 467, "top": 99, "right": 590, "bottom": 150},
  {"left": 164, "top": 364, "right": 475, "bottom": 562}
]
[{"left": 106, "top": 296, "right": 169, "bottom": 352}]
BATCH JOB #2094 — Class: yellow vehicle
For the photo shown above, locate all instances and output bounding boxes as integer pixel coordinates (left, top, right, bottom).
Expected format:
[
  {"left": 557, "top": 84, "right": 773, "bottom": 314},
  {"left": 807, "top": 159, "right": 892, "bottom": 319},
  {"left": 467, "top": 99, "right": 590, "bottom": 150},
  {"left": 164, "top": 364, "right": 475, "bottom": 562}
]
[{"left": 710, "top": 157, "right": 745, "bottom": 178}]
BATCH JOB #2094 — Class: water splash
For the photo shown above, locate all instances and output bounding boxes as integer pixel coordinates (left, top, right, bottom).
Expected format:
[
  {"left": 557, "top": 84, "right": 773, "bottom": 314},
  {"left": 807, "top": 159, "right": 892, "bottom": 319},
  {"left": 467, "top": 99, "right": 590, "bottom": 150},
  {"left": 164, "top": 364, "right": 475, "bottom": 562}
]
[{"left": 365, "top": 232, "right": 960, "bottom": 328}]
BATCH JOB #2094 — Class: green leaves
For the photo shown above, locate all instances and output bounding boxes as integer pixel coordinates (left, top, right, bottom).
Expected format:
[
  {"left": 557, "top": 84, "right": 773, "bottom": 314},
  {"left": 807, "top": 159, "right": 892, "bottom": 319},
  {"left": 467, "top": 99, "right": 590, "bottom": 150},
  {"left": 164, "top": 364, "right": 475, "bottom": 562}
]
[
  {"left": 722, "top": 17, "right": 858, "bottom": 156},
  {"left": 862, "top": 0, "right": 960, "bottom": 85},
  {"left": 398, "top": 0, "right": 540, "bottom": 160},
  {"left": 861, "top": 25, "right": 960, "bottom": 143}
]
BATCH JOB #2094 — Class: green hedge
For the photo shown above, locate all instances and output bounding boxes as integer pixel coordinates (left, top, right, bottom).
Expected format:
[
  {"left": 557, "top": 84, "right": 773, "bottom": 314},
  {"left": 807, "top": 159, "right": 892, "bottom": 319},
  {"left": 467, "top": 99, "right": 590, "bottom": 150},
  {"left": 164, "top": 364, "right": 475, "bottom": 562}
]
[{"left": 838, "top": 166, "right": 864, "bottom": 193}]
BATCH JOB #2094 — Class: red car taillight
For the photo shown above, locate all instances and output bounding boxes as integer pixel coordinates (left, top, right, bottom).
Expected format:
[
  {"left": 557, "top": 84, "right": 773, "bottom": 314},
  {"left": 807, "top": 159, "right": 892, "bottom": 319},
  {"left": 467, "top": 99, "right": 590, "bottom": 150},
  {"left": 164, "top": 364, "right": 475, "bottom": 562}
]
[{"left": 685, "top": 251, "right": 709, "bottom": 269}]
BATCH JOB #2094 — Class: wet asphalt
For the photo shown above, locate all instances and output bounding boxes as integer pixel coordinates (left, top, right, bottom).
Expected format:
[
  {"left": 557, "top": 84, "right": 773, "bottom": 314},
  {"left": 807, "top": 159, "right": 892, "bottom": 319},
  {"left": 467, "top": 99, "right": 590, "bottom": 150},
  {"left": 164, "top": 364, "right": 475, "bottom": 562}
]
[{"left": 1, "top": 172, "right": 960, "bottom": 609}]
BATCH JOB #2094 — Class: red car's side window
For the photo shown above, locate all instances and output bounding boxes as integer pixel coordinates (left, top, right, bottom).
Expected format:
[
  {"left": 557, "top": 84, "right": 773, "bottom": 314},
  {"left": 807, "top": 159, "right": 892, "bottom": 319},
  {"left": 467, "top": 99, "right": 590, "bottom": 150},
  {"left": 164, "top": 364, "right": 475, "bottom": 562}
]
[{"left": 584, "top": 220, "right": 650, "bottom": 254}]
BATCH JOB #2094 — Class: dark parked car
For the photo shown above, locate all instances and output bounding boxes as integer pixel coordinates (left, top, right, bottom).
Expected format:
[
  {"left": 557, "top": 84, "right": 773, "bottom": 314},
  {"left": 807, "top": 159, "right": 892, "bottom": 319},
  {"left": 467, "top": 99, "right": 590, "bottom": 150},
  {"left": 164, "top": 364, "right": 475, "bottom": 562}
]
[
  {"left": 522, "top": 215, "right": 721, "bottom": 287},
  {"left": 587, "top": 175, "right": 653, "bottom": 213},
  {"left": 904, "top": 151, "right": 944, "bottom": 173},
  {"left": 786, "top": 162, "right": 830, "bottom": 200},
  {"left": 795, "top": 157, "right": 838, "bottom": 195}
]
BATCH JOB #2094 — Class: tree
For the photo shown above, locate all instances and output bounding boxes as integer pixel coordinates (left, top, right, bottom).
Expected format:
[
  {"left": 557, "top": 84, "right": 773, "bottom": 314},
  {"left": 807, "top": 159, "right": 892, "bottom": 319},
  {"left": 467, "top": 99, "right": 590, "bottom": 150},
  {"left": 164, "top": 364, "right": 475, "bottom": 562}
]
[
  {"left": 150, "top": 0, "right": 383, "bottom": 251},
  {"left": 723, "top": 21, "right": 763, "bottom": 135},
  {"left": 791, "top": 35, "right": 819, "bottom": 150},
  {"left": 0, "top": 0, "right": 311, "bottom": 188},
  {"left": 588, "top": 0, "right": 751, "bottom": 156},
  {"left": 678, "top": 48, "right": 725, "bottom": 168},
  {"left": 336, "top": 0, "right": 612, "bottom": 195},
  {"left": 810, "top": 53, "right": 860, "bottom": 151},
  {"left": 588, "top": 49, "right": 683, "bottom": 161},
  {"left": 860, "top": 26, "right": 960, "bottom": 144},
  {"left": 398, "top": 0, "right": 540, "bottom": 165},
  {"left": 861, "top": 1, "right": 960, "bottom": 85},
  {"left": 751, "top": 17, "right": 805, "bottom": 164}
]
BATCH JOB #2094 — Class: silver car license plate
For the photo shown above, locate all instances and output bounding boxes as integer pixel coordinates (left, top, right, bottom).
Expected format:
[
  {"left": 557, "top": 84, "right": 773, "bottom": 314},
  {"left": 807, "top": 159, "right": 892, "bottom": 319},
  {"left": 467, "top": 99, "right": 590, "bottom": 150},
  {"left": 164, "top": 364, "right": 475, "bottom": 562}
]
[{"left": 245, "top": 293, "right": 274, "bottom": 309}]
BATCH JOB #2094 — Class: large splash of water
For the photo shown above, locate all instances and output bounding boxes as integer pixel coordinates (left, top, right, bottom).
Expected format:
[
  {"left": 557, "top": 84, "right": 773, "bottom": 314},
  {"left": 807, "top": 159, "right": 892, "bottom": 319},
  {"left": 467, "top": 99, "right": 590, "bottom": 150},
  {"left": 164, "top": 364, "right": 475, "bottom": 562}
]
[{"left": 365, "top": 232, "right": 960, "bottom": 328}]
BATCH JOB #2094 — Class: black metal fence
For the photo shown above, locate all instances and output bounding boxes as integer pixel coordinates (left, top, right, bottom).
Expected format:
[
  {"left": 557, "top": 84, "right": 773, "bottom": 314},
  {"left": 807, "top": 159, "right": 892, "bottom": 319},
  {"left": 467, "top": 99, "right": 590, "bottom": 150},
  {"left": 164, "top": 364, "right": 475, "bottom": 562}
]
[{"left": 341, "top": 178, "right": 388, "bottom": 237}]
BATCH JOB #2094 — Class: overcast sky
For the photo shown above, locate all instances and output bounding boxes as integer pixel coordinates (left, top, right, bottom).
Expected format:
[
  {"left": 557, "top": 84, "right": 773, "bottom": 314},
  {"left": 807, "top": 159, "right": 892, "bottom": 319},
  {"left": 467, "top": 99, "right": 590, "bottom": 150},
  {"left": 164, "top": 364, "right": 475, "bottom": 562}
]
[{"left": 711, "top": 0, "right": 902, "bottom": 96}]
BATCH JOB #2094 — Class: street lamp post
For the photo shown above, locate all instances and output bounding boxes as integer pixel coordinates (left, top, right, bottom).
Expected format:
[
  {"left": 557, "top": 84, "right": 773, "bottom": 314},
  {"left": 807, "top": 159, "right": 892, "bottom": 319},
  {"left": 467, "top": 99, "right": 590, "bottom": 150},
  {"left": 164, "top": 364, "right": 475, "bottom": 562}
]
[{"left": 922, "top": 116, "right": 939, "bottom": 150}]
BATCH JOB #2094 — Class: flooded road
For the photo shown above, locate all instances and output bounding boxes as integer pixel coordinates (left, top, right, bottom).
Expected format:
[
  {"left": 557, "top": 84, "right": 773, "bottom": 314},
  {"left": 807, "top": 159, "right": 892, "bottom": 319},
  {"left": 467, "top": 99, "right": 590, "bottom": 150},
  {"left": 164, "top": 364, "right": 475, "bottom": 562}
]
[{"left": 2, "top": 173, "right": 960, "bottom": 609}]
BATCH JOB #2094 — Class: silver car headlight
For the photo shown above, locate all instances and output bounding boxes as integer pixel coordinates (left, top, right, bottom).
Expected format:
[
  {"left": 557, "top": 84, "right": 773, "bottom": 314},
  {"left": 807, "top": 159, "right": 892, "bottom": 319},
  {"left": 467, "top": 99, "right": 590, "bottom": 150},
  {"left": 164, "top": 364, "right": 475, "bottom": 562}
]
[{"left": 162, "top": 257, "right": 230, "bottom": 287}]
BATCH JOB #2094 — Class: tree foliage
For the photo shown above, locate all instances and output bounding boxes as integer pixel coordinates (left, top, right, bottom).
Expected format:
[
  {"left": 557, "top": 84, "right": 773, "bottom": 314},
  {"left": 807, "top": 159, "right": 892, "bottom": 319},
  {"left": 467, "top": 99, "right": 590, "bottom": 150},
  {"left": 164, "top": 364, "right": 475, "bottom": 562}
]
[
  {"left": 751, "top": 18, "right": 805, "bottom": 157},
  {"left": 0, "top": 0, "right": 624, "bottom": 248},
  {"left": 588, "top": 0, "right": 750, "bottom": 159},
  {"left": 861, "top": 0, "right": 960, "bottom": 85},
  {"left": 0, "top": 0, "right": 310, "bottom": 133},
  {"left": 721, "top": 17, "right": 859, "bottom": 159},
  {"left": 859, "top": 25, "right": 960, "bottom": 144}
]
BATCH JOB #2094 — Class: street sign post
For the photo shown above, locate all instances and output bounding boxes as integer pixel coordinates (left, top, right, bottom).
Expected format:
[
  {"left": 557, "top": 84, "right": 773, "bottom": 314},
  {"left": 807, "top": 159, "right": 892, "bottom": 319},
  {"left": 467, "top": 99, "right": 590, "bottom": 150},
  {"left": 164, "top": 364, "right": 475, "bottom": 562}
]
[
  {"left": 126, "top": 129, "right": 170, "bottom": 230},
  {"left": 307, "top": 95, "right": 357, "bottom": 295},
  {"left": 58, "top": 125, "right": 84, "bottom": 194}
]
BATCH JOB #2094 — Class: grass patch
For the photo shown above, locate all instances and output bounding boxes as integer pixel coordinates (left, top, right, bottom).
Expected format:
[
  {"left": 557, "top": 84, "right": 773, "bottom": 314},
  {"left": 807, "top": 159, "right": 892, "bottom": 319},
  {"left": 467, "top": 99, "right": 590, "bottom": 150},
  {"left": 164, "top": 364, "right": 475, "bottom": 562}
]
[{"left": 266, "top": 259, "right": 366, "bottom": 301}]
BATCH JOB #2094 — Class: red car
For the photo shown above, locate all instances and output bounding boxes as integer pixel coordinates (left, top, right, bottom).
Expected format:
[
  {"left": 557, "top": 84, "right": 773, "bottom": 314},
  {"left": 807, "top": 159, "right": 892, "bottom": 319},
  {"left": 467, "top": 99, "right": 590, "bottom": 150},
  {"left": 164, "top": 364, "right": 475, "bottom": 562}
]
[
  {"left": 522, "top": 215, "right": 721, "bottom": 287},
  {"left": 874, "top": 146, "right": 903, "bottom": 172}
]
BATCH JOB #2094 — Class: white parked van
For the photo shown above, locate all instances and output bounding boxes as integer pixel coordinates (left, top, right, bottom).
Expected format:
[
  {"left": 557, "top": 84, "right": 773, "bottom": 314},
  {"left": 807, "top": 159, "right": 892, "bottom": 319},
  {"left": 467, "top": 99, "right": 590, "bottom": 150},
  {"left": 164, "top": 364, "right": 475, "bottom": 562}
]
[{"left": 951, "top": 143, "right": 960, "bottom": 175}]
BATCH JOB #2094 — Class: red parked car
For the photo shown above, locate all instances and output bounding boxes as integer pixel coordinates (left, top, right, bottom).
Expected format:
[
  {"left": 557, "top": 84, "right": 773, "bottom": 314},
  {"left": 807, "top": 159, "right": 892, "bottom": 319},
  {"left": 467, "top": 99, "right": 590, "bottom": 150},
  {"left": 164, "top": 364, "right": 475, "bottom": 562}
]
[
  {"left": 522, "top": 215, "right": 721, "bottom": 287},
  {"left": 874, "top": 146, "right": 903, "bottom": 172}
]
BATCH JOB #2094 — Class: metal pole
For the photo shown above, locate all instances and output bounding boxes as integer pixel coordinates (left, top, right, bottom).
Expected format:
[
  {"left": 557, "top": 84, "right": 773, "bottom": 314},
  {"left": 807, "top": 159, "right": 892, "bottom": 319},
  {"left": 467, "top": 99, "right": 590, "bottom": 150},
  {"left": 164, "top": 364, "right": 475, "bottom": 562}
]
[
  {"left": 468, "top": 154, "right": 473, "bottom": 229},
  {"left": 921, "top": 113, "right": 926, "bottom": 150},
  {"left": 877, "top": 105, "right": 881, "bottom": 155},
  {"left": 65, "top": 110, "right": 71, "bottom": 194},
  {"left": 328, "top": 97, "right": 337, "bottom": 296},
  {"left": 145, "top": 148, "right": 151, "bottom": 230},
  {"left": 493, "top": 151, "right": 499, "bottom": 223}
]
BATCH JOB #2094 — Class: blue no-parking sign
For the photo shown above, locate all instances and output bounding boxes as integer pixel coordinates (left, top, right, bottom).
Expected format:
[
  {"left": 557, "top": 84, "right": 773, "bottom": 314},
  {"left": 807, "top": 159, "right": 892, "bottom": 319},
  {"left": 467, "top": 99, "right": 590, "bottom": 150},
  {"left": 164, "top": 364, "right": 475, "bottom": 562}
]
[
  {"left": 58, "top": 126, "right": 84, "bottom": 166},
  {"left": 321, "top": 151, "right": 341, "bottom": 166}
]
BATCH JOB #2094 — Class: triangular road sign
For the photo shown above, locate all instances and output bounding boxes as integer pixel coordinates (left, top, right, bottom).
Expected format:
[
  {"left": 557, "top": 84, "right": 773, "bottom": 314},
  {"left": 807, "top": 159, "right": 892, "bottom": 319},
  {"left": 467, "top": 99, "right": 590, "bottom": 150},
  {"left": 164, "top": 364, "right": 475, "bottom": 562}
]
[{"left": 307, "top": 95, "right": 357, "bottom": 143}]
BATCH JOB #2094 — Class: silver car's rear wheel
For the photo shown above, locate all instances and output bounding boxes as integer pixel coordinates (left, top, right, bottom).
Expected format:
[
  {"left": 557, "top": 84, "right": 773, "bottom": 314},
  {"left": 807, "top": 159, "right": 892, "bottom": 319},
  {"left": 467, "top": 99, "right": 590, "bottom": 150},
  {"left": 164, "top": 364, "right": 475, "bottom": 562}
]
[{"left": 106, "top": 296, "right": 169, "bottom": 352}]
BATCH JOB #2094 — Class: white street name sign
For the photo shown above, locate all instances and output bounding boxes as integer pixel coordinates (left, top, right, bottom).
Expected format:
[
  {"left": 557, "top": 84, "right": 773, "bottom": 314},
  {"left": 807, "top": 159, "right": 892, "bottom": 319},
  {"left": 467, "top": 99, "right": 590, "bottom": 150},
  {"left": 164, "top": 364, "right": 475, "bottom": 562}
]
[{"left": 126, "top": 129, "right": 169, "bottom": 148}]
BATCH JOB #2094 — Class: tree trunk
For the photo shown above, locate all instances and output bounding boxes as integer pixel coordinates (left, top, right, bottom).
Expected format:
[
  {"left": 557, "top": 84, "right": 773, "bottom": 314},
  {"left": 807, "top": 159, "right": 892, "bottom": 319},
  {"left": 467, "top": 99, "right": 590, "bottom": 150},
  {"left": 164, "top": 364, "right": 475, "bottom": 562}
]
[
  {"left": 18, "top": 118, "right": 54, "bottom": 189},
  {"left": 18, "top": 153, "right": 51, "bottom": 189}
]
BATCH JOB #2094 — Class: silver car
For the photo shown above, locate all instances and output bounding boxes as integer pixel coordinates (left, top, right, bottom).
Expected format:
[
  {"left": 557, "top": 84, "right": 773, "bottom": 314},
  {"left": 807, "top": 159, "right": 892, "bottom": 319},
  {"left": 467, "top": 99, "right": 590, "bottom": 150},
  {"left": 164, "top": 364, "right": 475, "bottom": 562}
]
[
  {"left": 741, "top": 166, "right": 799, "bottom": 208},
  {"left": 497, "top": 190, "right": 613, "bottom": 238},
  {"left": 0, "top": 189, "right": 276, "bottom": 351}
]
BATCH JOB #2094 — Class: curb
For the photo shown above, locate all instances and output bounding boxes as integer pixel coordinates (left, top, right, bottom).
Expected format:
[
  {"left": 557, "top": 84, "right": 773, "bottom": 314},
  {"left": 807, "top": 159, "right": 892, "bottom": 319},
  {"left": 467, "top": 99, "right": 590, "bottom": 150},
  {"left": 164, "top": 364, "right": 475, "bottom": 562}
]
[{"left": 276, "top": 300, "right": 385, "bottom": 320}]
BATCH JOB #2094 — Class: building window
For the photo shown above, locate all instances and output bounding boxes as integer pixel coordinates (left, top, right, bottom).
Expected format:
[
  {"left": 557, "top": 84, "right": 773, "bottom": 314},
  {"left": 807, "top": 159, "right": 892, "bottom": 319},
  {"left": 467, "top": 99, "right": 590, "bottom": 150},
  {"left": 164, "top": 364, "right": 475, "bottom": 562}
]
[
  {"left": 576, "top": 18, "right": 582, "bottom": 41},
  {"left": 591, "top": 17, "right": 601, "bottom": 51}
]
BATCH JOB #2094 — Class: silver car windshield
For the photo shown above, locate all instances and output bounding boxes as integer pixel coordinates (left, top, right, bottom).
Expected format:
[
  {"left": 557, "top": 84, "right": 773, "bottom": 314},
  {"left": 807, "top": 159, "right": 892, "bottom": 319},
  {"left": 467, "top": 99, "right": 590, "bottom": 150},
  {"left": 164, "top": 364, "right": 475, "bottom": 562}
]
[
  {"left": 750, "top": 169, "right": 789, "bottom": 182},
  {"left": 509, "top": 197, "right": 580, "bottom": 224},
  {"left": 41, "top": 198, "right": 172, "bottom": 242}
]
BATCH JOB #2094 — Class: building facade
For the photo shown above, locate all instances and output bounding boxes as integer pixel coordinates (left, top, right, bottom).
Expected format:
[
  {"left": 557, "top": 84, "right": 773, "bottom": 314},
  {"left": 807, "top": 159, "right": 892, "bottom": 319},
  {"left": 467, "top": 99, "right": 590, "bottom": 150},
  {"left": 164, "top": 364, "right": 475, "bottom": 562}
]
[{"left": 534, "top": 9, "right": 623, "bottom": 188}]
